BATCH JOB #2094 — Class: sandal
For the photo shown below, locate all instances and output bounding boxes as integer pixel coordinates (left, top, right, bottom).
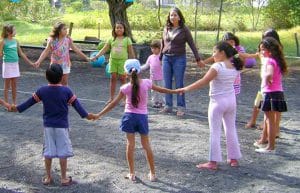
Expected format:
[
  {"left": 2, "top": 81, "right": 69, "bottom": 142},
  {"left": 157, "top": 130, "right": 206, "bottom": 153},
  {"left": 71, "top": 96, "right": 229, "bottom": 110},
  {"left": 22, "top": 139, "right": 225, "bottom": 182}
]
[
  {"left": 196, "top": 162, "right": 217, "bottom": 170},
  {"left": 42, "top": 176, "right": 54, "bottom": 186},
  {"left": 61, "top": 176, "right": 77, "bottom": 186},
  {"left": 228, "top": 159, "right": 239, "bottom": 167},
  {"left": 125, "top": 173, "right": 137, "bottom": 183},
  {"left": 148, "top": 173, "right": 157, "bottom": 182}
]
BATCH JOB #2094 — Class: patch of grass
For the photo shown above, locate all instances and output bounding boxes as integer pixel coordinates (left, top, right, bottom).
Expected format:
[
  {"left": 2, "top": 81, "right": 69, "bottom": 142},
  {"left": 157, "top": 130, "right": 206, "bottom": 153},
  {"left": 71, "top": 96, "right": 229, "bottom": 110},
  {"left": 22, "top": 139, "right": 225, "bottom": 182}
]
[{"left": 7, "top": 20, "right": 300, "bottom": 57}]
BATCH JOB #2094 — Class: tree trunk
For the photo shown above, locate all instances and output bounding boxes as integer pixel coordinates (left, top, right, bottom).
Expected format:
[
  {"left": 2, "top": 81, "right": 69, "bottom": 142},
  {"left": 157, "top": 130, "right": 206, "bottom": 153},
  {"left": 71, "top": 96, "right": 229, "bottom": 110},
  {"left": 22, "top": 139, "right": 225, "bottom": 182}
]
[{"left": 106, "top": 0, "right": 134, "bottom": 41}]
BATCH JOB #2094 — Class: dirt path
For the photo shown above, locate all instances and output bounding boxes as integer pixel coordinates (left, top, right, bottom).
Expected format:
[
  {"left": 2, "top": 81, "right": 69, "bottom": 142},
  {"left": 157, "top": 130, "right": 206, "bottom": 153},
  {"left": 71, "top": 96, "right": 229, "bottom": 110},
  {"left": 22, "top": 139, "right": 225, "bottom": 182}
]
[{"left": 0, "top": 61, "right": 299, "bottom": 193}]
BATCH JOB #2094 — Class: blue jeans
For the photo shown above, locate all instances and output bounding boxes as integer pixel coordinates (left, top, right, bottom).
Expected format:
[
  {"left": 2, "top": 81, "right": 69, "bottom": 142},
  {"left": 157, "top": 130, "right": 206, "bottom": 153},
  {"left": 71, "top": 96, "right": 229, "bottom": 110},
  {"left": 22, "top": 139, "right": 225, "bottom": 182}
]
[{"left": 162, "top": 54, "right": 186, "bottom": 110}]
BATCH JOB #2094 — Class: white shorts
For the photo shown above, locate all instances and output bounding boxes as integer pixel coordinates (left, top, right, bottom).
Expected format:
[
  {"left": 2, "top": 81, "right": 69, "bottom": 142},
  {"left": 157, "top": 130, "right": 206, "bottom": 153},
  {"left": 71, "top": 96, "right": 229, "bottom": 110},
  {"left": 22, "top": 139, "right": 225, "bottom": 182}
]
[
  {"left": 2, "top": 62, "right": 20, "bottom": 78},
  {"left": 43, "top": 127, "right": 74, "bottom": 159},
  {"left": 50, "top": 63, "right": 70, "bottom": 74}
]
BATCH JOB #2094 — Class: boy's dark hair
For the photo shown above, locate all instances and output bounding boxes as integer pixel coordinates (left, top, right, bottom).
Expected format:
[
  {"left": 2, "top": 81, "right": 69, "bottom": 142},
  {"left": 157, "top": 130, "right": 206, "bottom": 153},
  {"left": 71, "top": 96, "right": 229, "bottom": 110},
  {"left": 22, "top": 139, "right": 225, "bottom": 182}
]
[
  {"left": 150, "top": 40, "right": 161, "bottom": 49},
  {"left": 46, "top": 64, "right": 63, "bottom": 84}
]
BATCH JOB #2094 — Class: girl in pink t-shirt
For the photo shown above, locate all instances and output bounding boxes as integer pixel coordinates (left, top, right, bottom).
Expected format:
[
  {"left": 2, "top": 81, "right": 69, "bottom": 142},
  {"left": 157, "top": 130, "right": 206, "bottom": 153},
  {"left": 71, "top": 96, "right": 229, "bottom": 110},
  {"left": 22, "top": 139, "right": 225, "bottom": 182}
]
[
  {"left": 141, "top": 40, "right": 164, "bottom": 108},
  {"left": 95, "top": 59, "right": 176, "bottom": 182},
  {"left": 254, "top": 37, "right": 287, "bottom": 154}
]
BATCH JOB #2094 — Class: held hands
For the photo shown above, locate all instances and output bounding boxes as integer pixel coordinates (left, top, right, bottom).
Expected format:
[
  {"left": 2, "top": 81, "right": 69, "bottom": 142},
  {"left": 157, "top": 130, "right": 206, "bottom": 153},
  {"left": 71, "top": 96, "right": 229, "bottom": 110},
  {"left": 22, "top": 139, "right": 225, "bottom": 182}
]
[
  {"left": 33, "top": 61, "right": 41, "bottom": 68},
  {"left": 174, "top": 88, "right": 185, "bottom": 95},
  {"left": 197, "top": 60, "right": 206, "bottom": 68},
  {"left": 86, "top": 113, "right": 102, "bottom": 121}
]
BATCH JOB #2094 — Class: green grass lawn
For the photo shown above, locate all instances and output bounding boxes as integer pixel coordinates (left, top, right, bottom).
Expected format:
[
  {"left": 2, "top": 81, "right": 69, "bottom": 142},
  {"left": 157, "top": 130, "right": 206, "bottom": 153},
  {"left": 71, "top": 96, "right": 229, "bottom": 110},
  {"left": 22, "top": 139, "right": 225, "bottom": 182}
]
[{"left": 7, "top": 20, "right": 300, "bottom": 58}]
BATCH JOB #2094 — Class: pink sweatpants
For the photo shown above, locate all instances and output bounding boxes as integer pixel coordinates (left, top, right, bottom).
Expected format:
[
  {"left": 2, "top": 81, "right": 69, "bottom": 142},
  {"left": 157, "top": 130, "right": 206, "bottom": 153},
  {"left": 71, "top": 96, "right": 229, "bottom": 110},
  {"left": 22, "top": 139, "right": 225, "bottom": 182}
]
[{"left": 208, "top": 93, "right": 242, "bottom": 162}]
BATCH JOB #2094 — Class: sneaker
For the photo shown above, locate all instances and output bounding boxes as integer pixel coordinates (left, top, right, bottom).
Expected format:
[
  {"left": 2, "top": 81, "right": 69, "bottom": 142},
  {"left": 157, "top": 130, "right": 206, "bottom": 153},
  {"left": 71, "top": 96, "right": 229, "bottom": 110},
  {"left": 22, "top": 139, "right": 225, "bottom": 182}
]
[
  {"left": 253, "top": 141, "right": 268, "bottom": 148},
  {"left": 255, "top": 148, "right": 276, "bottom": 154}
]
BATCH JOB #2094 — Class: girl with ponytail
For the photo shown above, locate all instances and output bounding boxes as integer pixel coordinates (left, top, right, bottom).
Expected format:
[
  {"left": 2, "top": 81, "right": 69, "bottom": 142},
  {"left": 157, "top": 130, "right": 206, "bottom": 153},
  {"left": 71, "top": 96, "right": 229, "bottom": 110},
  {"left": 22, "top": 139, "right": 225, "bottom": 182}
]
[
  {"left": 177, "top": 41, "right": 243, "bottom": 170},
  {"left": 95, "top": 59, "right": 176, "bottom": 182}
]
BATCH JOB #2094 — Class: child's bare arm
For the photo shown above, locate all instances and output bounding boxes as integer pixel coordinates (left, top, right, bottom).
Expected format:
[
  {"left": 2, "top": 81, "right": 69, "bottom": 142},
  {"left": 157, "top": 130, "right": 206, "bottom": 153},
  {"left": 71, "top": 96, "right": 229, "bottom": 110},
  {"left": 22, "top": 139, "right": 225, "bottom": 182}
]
[
  {"left": 35, "top": 41, "right": 51, "bottom": 67},
  {"left": 0, "top": 40, "right": 4, "bottom": 58},
  {"left": 152, "top": 84, "right": 178, "bottom": 94},
  {"left": 70, "top": 41, "right": 90, "bottom": 62},
  {"left": 128, "top": 44, "right": 135, "bottom": 59},
  {"left": 95, "top": 91, "right": 124, "bottom": 119},
  {"left": 17, "top": 41, "right": 34, "bottom": 66},
  {"left": 91, "top": 43, "right": 110, "bottom": 61}
]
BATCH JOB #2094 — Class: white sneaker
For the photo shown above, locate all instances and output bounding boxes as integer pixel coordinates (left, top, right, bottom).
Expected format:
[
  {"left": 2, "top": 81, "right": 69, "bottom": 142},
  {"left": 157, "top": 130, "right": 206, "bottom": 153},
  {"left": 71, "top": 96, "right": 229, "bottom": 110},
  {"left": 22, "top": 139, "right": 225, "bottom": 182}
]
[{"left": 255, "top": 148, "right": 276, "bottom": 154}]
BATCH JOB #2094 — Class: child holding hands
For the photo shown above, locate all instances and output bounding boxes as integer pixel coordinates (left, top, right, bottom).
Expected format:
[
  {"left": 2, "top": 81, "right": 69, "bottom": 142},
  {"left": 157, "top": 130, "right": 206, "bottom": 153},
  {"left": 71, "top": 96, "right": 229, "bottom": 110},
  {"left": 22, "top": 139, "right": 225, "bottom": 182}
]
[
  {"left": 141, "top": 40, "right": 164, "bottom": 108},
  {"left": 35, "top": 22, "right": 90, "bottom": 85},
  {"left": 177, "top": 41, "right": 243, "bottom": 170},
  {"left": 0, "top": 24, "right": 34, "bottom": 106},
  {"left": 91, "top": 21, "right": 135, "bottom": 104},
  {"left": 95, "top": 59, "right": 177, "bottom": 182},
  {"left": 12, "top": 64, "right": 96, "bottom": 186}
]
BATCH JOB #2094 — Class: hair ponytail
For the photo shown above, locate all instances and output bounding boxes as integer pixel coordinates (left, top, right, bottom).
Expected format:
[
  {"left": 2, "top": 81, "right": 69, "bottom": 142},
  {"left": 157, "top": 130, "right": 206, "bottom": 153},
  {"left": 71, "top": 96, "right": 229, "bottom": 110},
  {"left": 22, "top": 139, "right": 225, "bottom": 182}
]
[
  {"left": 215, "top": 41, "right": 244, "bottom": 70},
  {"left": 130, "top": 70, "right": 140, "bottom": 108}
]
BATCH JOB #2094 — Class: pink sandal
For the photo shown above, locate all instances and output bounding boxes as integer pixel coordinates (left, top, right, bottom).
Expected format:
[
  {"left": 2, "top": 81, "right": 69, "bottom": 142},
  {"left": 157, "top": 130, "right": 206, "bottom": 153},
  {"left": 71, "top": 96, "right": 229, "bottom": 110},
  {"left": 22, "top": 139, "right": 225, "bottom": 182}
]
[{"left": 228, "top": 159, "right": 239, "bottom": 167}]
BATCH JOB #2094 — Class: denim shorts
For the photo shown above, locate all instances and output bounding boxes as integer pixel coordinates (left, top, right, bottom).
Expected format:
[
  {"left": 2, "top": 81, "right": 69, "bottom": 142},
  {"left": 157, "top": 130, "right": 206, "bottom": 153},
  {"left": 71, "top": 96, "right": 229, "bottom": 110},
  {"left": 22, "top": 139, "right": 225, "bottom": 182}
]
[
  {"left": 120, "top": 113, "right": 149, "bottom": 135},
  {"left": 43, "top": 127, "right": 74, "bottom": 159}
]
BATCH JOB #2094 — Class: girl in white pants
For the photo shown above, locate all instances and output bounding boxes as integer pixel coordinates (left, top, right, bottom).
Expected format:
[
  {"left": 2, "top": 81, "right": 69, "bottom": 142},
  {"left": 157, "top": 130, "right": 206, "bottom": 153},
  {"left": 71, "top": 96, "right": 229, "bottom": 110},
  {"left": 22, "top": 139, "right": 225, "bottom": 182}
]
[{"left": 177, "top": 41, "right": 243, "bottom": 170}]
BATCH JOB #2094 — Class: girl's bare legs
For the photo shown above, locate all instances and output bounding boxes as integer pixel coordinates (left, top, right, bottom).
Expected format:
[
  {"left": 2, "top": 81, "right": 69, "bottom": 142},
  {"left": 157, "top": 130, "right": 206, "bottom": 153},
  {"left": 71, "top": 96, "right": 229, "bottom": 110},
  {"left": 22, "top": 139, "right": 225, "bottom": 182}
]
[
  {"left": 109, "top": 73, "right": 118, "bottom": 102},
  {"left": 44, "top": 158, "right": 52, "bottom": 181},
  {"left": 4, "top": 78, "right": 11, "bottom": 103},
  {"left": 61, "top": 74, "right": 68, "bottom": 86},
  {"left": 245, "top": 106, "right": 260, "bottom": 128},
  {"left": 275, "top": 112, "right": 281, "bottom": 137},
  {"left": 140, "top": 134, "right": 155, "bottom": 176},
  {"left": 265, "top": 111, "right": 276, "bottom": 150},
  {"left": 11, "top": 78, "right": 17, "bottom": 105},
  {"left": 126, "top": 133, "right": 135, "bottom": 175}
]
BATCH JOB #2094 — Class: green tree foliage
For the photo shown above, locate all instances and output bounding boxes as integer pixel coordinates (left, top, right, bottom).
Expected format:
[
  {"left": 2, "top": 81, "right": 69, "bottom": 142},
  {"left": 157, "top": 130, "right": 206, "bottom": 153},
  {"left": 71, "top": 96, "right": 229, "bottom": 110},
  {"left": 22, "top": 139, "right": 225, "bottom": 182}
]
[{"left": 264, "top": 0, "right": 300, "bottom": 29}]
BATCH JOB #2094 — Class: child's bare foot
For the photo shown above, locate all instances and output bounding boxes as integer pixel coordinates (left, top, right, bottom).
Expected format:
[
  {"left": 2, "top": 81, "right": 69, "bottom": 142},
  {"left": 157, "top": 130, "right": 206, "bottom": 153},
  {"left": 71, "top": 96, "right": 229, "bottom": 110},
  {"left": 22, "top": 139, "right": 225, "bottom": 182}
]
[
  {"left": 245, "top": 122, "right": 256, "bottom": 129},
  {"left": 196, "top": 161, "right": 217, "bottom": 170}
]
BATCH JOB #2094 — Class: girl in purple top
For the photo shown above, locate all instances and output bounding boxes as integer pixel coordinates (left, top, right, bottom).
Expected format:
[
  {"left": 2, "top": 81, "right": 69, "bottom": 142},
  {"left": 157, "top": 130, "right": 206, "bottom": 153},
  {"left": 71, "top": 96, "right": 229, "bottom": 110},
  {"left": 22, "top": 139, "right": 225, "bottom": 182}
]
[
  {"left": 254, "top": 37, "right": 287, "bottom": 154},
  {"left": 95, "top": 59, "right": 176, "bottom": 182}
]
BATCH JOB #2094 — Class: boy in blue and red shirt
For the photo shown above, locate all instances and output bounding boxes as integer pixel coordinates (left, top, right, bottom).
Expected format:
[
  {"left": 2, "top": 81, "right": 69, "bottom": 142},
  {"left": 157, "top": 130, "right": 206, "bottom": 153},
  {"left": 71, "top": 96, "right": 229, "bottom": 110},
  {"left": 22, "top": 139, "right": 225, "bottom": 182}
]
[{"left": 13, "top": 64, "right": 96, "bottom": 186}]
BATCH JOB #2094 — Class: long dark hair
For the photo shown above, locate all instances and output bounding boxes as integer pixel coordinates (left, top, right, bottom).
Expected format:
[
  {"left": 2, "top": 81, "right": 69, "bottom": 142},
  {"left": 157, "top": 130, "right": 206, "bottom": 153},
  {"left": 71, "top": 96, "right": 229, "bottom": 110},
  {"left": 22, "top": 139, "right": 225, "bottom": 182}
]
[
  {"left": 166, "top": 7, "right": 185, "bottom": 29},
  {"left": 1, "top": 24, "right": 14, "bottom": 38},
  {"left": 215, "top": 41, "right": 244, "bottom": 71},
  {"left": 50, "top": 22, "right": 66, "bottom": 39},
  {"left": 112, "top": 21, "right": 128, "bottom": 40},
  {"left": 222, "top": 32, "right": 240, "bottom": 46},
  {"left": 259, "top": 37, "right": 287, "bottom": 75},
  {"left": 262, "top": 28, "right": 282, "bottom": 47},
  {"left": 130, "top": 70, "right": 140, "bottom": 108}
]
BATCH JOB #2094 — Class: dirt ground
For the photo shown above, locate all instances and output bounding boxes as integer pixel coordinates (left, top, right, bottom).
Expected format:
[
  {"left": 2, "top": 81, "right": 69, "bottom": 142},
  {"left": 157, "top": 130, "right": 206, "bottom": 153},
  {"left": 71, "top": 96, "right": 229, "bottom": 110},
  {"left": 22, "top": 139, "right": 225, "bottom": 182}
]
[{"left": 0, "top": 57, "right": 299, "bottom": 193}]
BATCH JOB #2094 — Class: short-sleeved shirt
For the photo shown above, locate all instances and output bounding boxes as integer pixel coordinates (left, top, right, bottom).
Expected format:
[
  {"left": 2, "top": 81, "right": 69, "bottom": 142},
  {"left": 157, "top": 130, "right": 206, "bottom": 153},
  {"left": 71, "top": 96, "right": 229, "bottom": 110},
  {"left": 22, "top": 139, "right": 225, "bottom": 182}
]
[
  {"left": 209, "top": 62, "right": 238, "bottom": 97},
  {"left": 3, "top": 39, "right": 18, "bottom": 62},
  {"left": 120, "top": 79, "right": 152, "bottom": 114},
  {"left": 49, "top": 37, "right": 72, "bottom": 67},
  {"left": 108, "top": 37, "right": 132, "bottom": 60},
  {"left": 145, "top": 54, "right": 163, "bottom": 80},
  {"left": 260, "top": 57, "right": 283, "bottom": 92}
]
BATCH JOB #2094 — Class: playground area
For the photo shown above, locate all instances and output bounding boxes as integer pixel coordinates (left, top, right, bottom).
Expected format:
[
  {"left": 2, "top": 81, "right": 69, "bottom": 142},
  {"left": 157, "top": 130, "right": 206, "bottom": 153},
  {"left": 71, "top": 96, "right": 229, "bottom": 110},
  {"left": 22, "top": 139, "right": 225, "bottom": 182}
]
[{"left": 0, "top": 56, "right": 300, "bottom": 193}]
